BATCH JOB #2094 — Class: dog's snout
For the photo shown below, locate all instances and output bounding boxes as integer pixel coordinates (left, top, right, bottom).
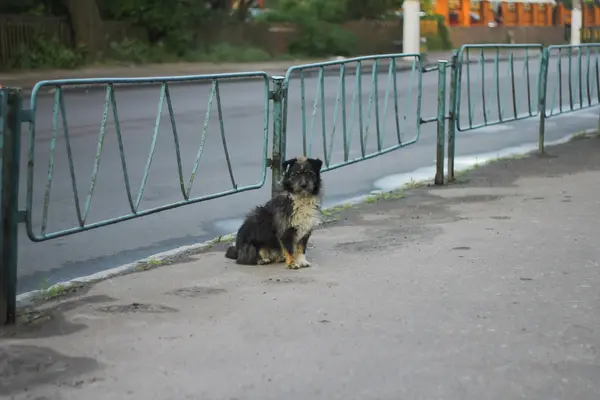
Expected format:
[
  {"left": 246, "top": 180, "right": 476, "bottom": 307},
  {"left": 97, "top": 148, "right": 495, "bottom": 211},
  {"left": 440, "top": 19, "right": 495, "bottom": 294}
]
[{"left": 300, "top": 182, "right": 309, "bottom": 189}]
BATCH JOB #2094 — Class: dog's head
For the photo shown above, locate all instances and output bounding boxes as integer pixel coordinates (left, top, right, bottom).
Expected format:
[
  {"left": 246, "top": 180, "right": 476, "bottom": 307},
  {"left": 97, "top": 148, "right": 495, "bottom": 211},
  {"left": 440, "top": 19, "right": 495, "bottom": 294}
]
[{"left": 282, "top": 156, "right": 323, "bottom": 196}]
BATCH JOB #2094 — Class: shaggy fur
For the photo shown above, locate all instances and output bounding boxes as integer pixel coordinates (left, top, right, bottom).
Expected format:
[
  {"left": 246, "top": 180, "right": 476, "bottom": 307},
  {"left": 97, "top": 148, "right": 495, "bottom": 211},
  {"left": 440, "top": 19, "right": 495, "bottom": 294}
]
[{"left": 225, "top": 156, "right": 323, "bottom": 269}]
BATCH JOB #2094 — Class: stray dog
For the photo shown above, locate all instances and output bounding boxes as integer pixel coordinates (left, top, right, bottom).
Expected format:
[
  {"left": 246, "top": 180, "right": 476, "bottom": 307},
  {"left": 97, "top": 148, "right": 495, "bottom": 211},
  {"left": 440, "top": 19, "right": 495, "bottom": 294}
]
[{"left": 225, "top": 156, "right": 323, "bottom": 269}]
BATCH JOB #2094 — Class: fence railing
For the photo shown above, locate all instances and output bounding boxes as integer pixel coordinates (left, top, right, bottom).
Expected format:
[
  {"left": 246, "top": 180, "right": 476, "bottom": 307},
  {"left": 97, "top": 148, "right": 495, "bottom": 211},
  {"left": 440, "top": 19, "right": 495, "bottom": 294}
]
[
  {"left": 282, "top": 54, "right": 423, "bottom": 172},
  {"left": 25, "top": 73, "right": 271, "bottom": 242},
  {"left": 2, "top": 43, "right": 600, "bottom": 324},
  {"left": 455, "top": 44, "right": 545, "bottom": 132}
]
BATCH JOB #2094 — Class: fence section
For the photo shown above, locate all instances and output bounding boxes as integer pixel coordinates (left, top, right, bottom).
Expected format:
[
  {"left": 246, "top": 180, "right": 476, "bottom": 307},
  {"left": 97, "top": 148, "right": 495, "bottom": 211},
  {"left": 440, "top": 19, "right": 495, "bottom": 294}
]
[
  {"left": 543, "top": 44, "right": 600, "bottom": 118},
  {"left": 282, "top": 54, "right": 423, "bottom": 173},
  {"left": 455, "top": 44, "right": 545, "bottom": 132},
  {"left": 26, "top": 73, "right": 271, "bottom": 242}
]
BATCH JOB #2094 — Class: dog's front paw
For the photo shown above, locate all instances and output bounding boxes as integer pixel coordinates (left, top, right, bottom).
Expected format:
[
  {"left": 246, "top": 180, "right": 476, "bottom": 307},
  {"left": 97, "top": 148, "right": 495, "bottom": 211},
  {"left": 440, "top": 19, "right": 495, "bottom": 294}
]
[
  {"left": 287, "top": 262, "right": 301, "bottom": 270},
  {"left": 296, "top": 255, "right": 312, "bottom": 269}
]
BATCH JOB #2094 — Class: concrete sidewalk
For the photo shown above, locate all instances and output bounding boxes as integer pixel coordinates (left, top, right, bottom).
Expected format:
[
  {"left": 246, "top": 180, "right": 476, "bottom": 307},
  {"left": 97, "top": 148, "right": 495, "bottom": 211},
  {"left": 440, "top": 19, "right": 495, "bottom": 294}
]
[{"left": 2, "top": 136, "right": 600, "bottom": 400}]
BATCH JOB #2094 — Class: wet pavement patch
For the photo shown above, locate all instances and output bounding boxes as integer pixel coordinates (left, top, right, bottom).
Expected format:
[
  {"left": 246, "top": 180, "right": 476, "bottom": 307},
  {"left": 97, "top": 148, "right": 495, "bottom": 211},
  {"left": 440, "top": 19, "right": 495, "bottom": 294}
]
[
  {"left": 97, "top": 302, "right": 179, "bottom": 314},
  {"left": 164, "top": 286, "right": 227, "bottom": 298},
  {"left": 0, "top": 345, "right": 99, "bottom": 395},
  {"left": 262, "top": 277, "right": 317, "bottom": 285},
  {"left": 1, "top": 295, "right": 116, "bottom": 339}
]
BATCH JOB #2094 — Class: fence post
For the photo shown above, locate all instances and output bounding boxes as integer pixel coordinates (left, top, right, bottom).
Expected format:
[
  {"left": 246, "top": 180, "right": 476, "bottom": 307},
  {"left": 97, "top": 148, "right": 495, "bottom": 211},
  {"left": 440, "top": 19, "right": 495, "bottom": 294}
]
[
  {"left": 0, "top": 88, "right": 22, "bottom": 325},
  {"left": 447, "top": 50, "right": 459, "bottom": 182},
  {"left": 270, "top": 76, "right": 285, "bottom": 198},
  {"left": 538, "top": 48, "right": 550, "bottom": 155},
  {"left": 435, "top": 60, "right": 448, "bottom": 185},
  {"left": 597, "top": 107, "right": 600, "bottom": 136}
]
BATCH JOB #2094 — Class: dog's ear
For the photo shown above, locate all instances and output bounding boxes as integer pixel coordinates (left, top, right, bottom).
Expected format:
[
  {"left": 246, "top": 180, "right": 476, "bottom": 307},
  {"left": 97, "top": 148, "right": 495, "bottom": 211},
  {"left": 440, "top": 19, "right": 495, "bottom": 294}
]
[
  {"left": 282, "top": 158, "right": 297, "bottom": 172},
  {"left": 308, "top": 158, "right": 323, "bottom": 172}
]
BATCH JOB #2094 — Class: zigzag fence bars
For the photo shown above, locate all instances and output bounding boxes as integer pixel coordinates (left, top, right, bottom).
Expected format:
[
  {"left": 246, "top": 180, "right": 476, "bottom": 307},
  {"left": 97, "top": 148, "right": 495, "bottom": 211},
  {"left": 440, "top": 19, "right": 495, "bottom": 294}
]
[{"left": 2, "top": 44, "right": 600, "bottom": 324}]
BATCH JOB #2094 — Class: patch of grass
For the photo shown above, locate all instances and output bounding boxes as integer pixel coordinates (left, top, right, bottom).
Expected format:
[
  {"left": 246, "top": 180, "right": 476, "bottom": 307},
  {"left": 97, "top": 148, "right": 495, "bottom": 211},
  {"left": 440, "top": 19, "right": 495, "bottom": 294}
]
[
  {"left": 365, "top": 189, "right": 406, "bottom": 204},
  {"left": 320, "top": 203, "right": 355, "bottom": 222},
  {"left": 184, "top": 43, "right": 275, "bottom": 63},
  {"left": 216, "top": 233, "right": 236, "bottom": 244},
  {"left": 365, "top": 195, "right": 379, "bottom": 204},
  {"left": 569, "top": 130, "right": 592, "bottom": 141},
  {"left": 39, "top": 282, "right": 85, "bottom": 301},
  {"left": 136, "top": 258, "right": 166, "bottom": 272},
  {"left": 448, "top": 153, "right": 532, "bottom": 183},
  {"left": 404, "top": 178, "right": 427, "bottom": 189},
  {"left": 107, "top": 38, "right": 177, "bottom": 64},
  {"left": 10, "top": 36, "right": 87, "bottom": 70}
]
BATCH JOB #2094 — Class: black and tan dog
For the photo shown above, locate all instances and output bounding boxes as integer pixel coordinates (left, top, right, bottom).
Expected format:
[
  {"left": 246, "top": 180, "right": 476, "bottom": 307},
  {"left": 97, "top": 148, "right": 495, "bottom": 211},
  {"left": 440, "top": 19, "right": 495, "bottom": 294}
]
[{"left": 225, "top": 156, "right": 323, "bottom": 269}]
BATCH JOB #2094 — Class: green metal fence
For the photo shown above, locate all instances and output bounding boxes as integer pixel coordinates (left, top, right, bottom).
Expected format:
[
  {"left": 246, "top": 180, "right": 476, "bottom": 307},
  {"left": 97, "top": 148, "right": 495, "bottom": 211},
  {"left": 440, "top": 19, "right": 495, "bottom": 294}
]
[
  {"left": 455, "top": 44, "right": 545, "bottom": 132},
  {"left": 278, "top": 53, "right": 448, "bottom": 186},
  {"left": 543, "top": 44, "right": 600, "bottom": 118},
  {"left": 26, "top": 73, "right": 271, "bottom": 242},
  {"left": 282, "top": 54, "right": 423, "bottom": 172},
  {"left": 2, "top": 43, "right": 600, "bottom": 324}
]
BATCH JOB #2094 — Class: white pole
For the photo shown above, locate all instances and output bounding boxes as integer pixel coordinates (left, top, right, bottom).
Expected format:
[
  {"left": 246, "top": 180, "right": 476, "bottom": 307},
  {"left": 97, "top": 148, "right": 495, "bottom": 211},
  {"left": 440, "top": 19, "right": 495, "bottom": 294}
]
[
  {"left": 571, "top": 0, "right": 582, "bottom": 46},
  {"left": 403, "top": 0, "right": 421, "bottom": 54}
]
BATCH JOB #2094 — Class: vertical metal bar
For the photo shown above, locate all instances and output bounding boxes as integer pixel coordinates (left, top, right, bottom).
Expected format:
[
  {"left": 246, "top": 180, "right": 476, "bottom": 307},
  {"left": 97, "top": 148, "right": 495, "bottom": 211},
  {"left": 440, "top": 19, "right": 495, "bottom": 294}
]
[
  {"left": 596, "top": 49, "right": 600, "bottom": 134},
  {"left": 215, "top": 80, "right": 237, "bottom": 190},
  {"left": 380, "top": 59, "right": 395, "bottom": 148},
  {"left": 271, "top": 76, "right": 285, "bottom": 198},
  {"left": 0, "top": 88, "right": 22, "bottom": 325},
  {"left": 138, "top": 84, "right": 167, "bottom": 207},
  {"left": 41, "top": 89, "right": 61, "bottom": 235},
  {"left": 300, "top": 70, "right": 307, "bottom": 155},
  {"left": 586, "top": 46, "right": 592, "bottom": 106},
  {"left": 357, "top": 61, "right": 365, "bottom": 157},
  {"left": 81, "top": 86, "right": 111, "bottom": 220},
  {"left": 568, "top": 47, "right": 574, "bottom": 110},
  {"left": 341, "top": 65, "right": 349, "bottom": 162},
  {"left": 538, "top": 49, "right": 550, "bottom": 155},
  {"left": 558, "top": 48, "right": 563, "bottom": 114},
  {"left": 525, "top": 49, "right": 532, "bottom": 116},
  {"left": 510, "top": 53, "right": 518, "bottom": 119},
  {"left": 435, "top": 60, "right": 447, "bottom": 186},
  {"left": 495, "top": 48, "right": 502, "bottom": 122},
  {"left": 466, "top": 48, "right": 473, "bottom": 128},
  {"left": 319, "top": 66, "right": 327, "bottom": 161},
  {"left": 164, "top": 84, "right": 187, "bottom": 201},
  {"left": 327, "top": 67, "right": 345, "bottom": 167},
  {"left": 595, "top": 48, "right": 600, "bottom": 104},
  {"left": 363, "top": 63, "right": 377, "bottom": 153},
  {"left": 186, "top": 81, "right": 215, "bottom": 199},
  {"left": 308, "top": 69, "right": 323, "bottom": 157},
  {"left": 447, "top": 50, "right": 459, "bottom": 182},
  {"left": 578, "top": 44, "right": 583, "bottom": 108},
  {"left": 392, "top": 58, "right": 401, "bottom": 145},
  {"left": 110, "top": 85, "right": 136, "bottom": 211},
  {"left": 373, "top": 60, "right": 382, "bottom": 152},
  {"left": 479, "top": 49, "right": 488, "bottom": 126}
]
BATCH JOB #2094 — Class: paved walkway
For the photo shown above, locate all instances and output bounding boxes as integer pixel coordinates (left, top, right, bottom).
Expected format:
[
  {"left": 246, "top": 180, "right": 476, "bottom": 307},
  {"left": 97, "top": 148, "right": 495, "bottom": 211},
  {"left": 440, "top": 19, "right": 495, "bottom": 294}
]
[{"left": 2, "top": 136, "right": 600, "bottom": 400}]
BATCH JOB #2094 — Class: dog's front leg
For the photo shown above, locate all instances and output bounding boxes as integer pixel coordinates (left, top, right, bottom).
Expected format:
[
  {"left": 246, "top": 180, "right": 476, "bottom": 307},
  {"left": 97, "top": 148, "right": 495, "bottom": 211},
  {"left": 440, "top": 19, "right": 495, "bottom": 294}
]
[
  {"left": 281, "top": 227, "right": 301, "bottom": 269},
  {"left": 295, "top": 231, "right": 312, "bottom": 268}
]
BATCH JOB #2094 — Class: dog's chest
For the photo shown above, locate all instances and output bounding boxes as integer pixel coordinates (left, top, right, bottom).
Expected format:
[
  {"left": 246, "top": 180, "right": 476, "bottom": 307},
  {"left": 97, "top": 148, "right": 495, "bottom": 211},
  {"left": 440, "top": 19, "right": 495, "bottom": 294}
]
[{"left": 291, "top": 196, "right": 320, "bottom": 237}]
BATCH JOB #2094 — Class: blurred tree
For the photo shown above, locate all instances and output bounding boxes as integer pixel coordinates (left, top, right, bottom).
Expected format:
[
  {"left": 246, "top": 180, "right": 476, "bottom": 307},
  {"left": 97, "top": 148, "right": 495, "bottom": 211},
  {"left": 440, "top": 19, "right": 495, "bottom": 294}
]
[
  {"left": 345, "top": 0, "right": 404, "bottom": 20},
  {"left": 63, "top": 0, "right": 106, "bottom": 54}
]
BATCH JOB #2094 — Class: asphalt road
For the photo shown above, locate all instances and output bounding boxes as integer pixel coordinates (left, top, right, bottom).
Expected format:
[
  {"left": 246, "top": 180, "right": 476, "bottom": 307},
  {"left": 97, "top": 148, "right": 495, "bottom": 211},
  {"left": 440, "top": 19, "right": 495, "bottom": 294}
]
[{"left": 16, "top": 55, "right": 600, "bottom": 293}]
